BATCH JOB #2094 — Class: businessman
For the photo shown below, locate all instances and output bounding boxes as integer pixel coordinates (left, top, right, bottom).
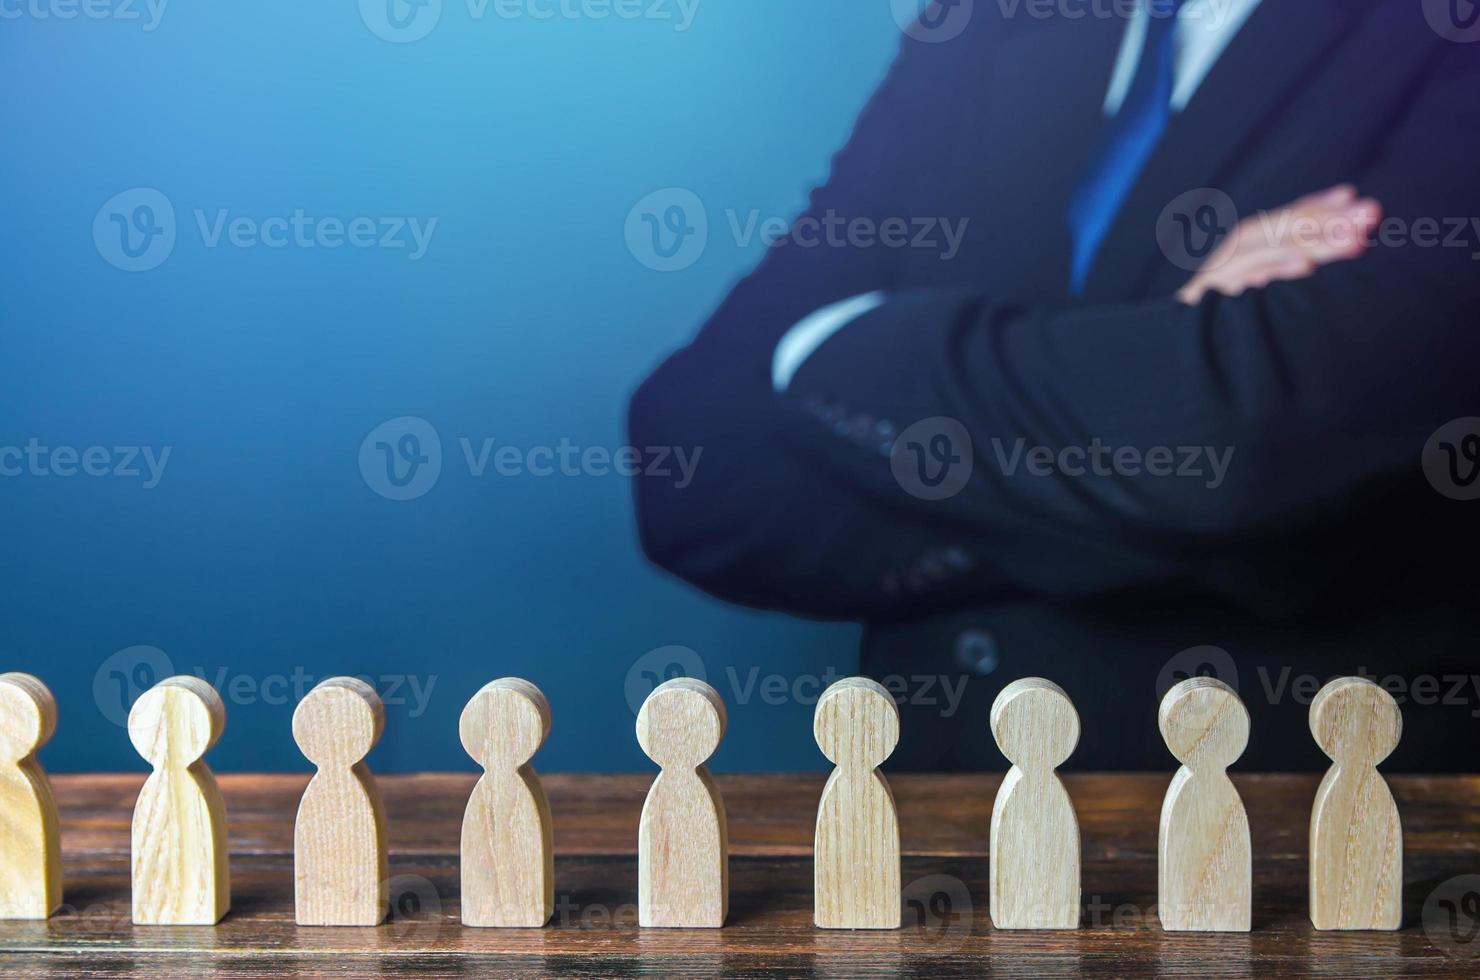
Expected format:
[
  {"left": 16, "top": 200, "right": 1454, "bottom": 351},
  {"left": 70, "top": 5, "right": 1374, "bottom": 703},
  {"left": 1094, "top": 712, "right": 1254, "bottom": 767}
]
[{"left": 629, "top": 0, "right": 1480, "bottom": 770}]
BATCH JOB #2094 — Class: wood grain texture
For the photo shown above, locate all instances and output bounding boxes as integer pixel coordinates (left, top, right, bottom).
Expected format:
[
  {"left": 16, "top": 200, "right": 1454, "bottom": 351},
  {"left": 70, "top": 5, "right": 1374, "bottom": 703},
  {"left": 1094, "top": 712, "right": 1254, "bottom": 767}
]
[
  {"left": 636, "top": 678, "right": 728, "bottom": 928},
  {"left": 459, "top": 678, "right": 554, "bottom": 927},
  {"left": 293, "top": 677, "right": 389, "bottom": 927},
  {"left": 127, "top": 676, "right": 230, "bottom": 925},
  {"left": 813, "top": 677, "right": 900, "bottom": 930},
  {"left": 0, "top": 672, "right": 61, "bottom": 919},
  {"left": 1158, "top": 677, "right": 1251, "bottom": 932},
  {"left": 1309, "top": 676, "right": 1403, "bottom": 931},
  {"left": 0, "top": 772, "right": 1477, "bottom": 977},
  {"left": 989, "top": 677, "right": 1080, "bottom": 930}
]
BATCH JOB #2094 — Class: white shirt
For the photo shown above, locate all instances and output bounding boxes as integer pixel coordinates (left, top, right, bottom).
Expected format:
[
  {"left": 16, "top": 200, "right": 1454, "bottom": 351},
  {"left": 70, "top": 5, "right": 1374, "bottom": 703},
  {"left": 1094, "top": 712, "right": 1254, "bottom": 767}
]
[{"left": 772, "top": 0, "right": 1264, "bottom": 393}]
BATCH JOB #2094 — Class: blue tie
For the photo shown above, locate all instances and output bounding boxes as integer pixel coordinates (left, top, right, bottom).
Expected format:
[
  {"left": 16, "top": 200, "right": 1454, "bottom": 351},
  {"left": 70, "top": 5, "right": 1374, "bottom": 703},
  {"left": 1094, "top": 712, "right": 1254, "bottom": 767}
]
[{"left": 1067, "top": 0, "right": 1187, "bottom": 294}]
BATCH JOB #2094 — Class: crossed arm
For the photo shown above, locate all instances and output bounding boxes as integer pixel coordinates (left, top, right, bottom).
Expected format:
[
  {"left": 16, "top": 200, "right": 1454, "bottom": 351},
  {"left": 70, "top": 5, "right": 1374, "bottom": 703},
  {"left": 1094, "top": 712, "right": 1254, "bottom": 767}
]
[{"left": 628, "top": 45, "right": 1480, "bottom": 621}]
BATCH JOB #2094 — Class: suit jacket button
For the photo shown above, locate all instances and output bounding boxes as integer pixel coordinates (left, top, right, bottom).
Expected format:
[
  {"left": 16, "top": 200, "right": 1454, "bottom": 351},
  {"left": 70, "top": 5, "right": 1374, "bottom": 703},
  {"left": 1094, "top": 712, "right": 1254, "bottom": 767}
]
[
  {"left": 875, "top": 420, "right": 896, "bottom": 457},
  {"left": 954, "top": 628, "right": 1000, "bottom": 675}
]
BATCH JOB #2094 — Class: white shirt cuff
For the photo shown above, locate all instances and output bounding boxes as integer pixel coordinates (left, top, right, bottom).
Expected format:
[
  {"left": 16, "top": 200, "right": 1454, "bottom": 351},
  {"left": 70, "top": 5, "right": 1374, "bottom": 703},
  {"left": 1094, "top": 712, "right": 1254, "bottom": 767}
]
[{"left": 771, "top": 291, "right": 887, "bottom": 393}]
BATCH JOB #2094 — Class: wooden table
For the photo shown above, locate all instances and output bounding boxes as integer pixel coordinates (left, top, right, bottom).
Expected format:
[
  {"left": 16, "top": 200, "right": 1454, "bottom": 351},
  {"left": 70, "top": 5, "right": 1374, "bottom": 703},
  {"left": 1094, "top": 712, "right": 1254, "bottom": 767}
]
[{"left": 3, "top": 773, "right": 1480, "bottom": 976}]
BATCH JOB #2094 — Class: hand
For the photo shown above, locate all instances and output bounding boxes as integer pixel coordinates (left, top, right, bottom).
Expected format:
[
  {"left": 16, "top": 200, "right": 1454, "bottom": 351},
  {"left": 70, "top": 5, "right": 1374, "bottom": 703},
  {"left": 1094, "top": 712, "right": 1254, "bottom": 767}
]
[{"left": 1177, "top": 185, "right": 1383, "bottom": 305}]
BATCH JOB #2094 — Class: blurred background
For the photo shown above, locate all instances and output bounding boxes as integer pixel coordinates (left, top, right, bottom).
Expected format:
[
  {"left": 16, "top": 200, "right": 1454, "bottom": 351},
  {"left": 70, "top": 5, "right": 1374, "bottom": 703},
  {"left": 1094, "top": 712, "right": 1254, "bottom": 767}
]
[{"left": 0, "top": 1, "right": 914, "bottom": 772}]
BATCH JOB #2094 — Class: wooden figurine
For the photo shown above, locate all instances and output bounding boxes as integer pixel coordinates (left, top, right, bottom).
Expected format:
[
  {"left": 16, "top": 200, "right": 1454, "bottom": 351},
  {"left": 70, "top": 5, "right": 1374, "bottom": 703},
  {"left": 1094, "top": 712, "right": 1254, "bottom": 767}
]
[
  {"left": 1309, "top": 676, "right": 1403, "bottom": 930},
  {"left": 293, "top": 677, "right": 389, "bottom": 926},
  {"left": 460, "top": 677, "right": 554, "bottom": 927},
  {"left": 0, "top": 673, "right": 61, "bottom": 920},
  {"left": 989, "top": 677, "right": 1080, "bottom": 929},
  {"left": 813, "top": 677, "right": 901, "bottom": 929},
  {"left": 128, "top": 675, "right": 230, "bottom": 925},
  {"left": 1157, "top": 677, "right": 1251, "bottom": 931},
  {"left": 636, "top": 677, "right": 728, "bottom": 928}
]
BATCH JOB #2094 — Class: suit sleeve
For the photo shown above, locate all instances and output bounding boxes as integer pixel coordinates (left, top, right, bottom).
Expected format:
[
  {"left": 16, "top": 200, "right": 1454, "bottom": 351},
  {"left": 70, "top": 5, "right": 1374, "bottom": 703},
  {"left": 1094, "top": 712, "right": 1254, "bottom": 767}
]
[{"left": 629, "top": 40, "right": 1480, "bottom": 621}]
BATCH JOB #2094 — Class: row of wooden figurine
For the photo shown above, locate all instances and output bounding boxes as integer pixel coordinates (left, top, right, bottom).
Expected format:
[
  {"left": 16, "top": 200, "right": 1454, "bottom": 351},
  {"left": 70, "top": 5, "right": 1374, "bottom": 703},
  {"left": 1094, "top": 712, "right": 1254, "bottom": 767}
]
[{"left": 0, "top": 670, "right": 1403, "bottom": 932}]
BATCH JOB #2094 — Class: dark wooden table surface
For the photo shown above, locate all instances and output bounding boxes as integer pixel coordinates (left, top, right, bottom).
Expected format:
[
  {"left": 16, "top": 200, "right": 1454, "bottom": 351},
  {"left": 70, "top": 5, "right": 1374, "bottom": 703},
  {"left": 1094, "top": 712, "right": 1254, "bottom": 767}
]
[{"left": 2, "top": 773, "right": 1480, "bottom": 977}]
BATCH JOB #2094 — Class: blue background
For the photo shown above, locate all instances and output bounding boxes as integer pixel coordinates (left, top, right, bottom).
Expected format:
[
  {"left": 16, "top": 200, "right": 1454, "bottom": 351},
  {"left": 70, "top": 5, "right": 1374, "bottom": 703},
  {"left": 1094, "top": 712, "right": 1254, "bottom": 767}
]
[{"left": 0, "top": 1, "right": 907, "bottom": 772}]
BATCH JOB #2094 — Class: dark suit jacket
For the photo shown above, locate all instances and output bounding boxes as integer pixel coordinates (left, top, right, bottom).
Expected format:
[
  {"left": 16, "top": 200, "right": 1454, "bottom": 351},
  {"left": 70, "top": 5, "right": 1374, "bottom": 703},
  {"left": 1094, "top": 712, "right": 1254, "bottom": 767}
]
[{"left": 628, "top": 0, "right": 1480, "bottom": 771}]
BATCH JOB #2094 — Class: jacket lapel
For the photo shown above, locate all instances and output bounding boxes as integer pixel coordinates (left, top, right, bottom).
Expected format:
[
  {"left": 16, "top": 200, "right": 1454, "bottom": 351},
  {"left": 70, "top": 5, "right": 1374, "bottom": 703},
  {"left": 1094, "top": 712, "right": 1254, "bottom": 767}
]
[
  {"left": 967, "top": 16, "right": 1127, "bottom": 299},
  {"left": 1078, "top": 0, "right": 1361, "bottom": 300}
]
